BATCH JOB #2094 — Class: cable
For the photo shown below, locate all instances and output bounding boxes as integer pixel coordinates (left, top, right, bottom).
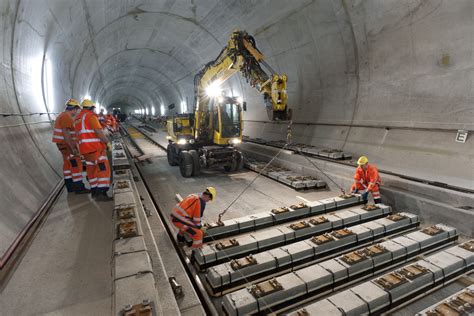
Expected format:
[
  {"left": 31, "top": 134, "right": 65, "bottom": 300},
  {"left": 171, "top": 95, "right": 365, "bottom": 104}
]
[
  {"left": 217, "top": 121, "right": 294, "bottom": 223},
  {"left": 0, "top": 112, "right": 59, "bottom": 117},
  {"left": 297, "top": 149, "right": 346, "bottom": 194},
  {"left": 0, "top": 120, "right": 53, "bottom": 129}
]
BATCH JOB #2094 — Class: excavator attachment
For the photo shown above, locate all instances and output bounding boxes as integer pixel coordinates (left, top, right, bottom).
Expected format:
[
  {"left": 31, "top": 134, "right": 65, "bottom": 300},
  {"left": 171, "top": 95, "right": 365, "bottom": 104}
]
[{"left": 263, "top": 74, "right": 291, "bottom": 121}]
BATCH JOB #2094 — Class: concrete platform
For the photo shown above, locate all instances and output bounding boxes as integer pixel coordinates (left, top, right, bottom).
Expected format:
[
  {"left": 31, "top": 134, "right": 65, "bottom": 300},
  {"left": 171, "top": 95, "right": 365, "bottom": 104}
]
[{"left": 0, "top": 190, "right": 113, "bottom": 315}]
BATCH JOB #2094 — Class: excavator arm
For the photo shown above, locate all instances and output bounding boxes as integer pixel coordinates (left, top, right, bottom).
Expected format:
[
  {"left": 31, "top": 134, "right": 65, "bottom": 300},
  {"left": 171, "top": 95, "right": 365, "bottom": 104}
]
[{"left": 194, "top": 30, "right": 290, "bottom": 121}]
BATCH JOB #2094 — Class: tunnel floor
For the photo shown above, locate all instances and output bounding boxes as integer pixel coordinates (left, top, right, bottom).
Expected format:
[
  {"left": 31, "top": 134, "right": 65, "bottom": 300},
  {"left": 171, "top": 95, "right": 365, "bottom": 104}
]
[{"left": 0, "top": 191, "right": 114, "bottom": 315}]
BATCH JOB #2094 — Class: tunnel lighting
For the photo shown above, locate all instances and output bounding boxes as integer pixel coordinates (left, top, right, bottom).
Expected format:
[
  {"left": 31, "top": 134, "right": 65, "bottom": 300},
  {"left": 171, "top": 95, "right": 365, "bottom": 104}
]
[
  {"left": 145, "top": 108, "right": 149, "bottom": 115},
  {"left": 44, "top": 59, "right": 55, "bottom": 110},
  {"left": 151, "top": 105, "right": 155, "bottom": 116},
  {"left": 160, "top": 104, "right": 165, "bottom": 116},
  {"left": 83, "top": 94, "right": 91, "bottom": 101},
  {"left": 237, "top": 96, "right": 244, "bottom": 104},
  {"left": 217, "top": 96, "right": 224, "bottom": 103},
  {"left": 205, "top": 81, "right": 222, "bottom": 97},
  {"left": 181, "top": 101, "right": 187, "bottom": 113},
  {"left": 134, "top": 109, "right": 140, "bottom": 114},
  {"left": 177, "top": 138, "right": 187, "bottom": 145}
]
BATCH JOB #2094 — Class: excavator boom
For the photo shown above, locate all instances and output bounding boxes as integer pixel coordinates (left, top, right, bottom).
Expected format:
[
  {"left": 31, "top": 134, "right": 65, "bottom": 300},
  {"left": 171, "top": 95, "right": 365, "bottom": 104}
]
[{"left": 194, "top": 30, "right": 290, "bottom": 121}]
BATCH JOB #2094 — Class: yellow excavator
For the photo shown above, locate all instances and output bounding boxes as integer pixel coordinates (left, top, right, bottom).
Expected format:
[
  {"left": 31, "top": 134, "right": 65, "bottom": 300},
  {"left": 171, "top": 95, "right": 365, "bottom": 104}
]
[{"left": 167, "top": 30, "right": 290, "bottom": 177}]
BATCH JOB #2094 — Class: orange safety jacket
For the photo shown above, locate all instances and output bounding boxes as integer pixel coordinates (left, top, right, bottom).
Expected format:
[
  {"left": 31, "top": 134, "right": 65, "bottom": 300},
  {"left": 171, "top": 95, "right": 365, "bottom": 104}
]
[
  {"left": 75, "top": 110, "right": 105, "bottom": 154},
  {"left": 351, "top": 164, "right": 381, "bottom": 193},
  {"left": 52, "top": 111, "right": 77, "bottom": 144},
  {"left": 171, "top": 194, "right": 204, "bottom": 228}
]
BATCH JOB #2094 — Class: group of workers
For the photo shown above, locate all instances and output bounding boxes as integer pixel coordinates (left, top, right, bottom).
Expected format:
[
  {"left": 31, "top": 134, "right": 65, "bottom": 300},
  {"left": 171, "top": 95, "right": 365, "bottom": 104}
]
[
  {"left": 52, "top": 98, "right": 119, "bottom": 201},
  {"left": 171, "top": 156, "right": 381, "bottom": 249},
  {"left": 53, "top": 97, "right": 381, "bottom": 247}
]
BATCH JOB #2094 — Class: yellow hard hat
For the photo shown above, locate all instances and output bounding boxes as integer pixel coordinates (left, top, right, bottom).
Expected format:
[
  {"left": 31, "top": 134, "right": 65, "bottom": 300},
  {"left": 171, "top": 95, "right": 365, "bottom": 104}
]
[
  {"left": 65, "top": 98, "right": 81, "bottom": 108},
  {"left": 205, "top": 187, "right": 217, "bottom": 200},
  {"left": 357, "top": 156, "right": 368, "bottom": 165},
  {"left": 81, "top": 99, "right": 95, "bottom": 108}
]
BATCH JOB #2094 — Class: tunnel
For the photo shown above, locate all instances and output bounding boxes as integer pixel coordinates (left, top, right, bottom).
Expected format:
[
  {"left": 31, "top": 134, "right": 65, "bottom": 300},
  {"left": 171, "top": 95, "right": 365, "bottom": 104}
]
[{"left": 0, "top": 1, "right": 473, "bottom": 315}]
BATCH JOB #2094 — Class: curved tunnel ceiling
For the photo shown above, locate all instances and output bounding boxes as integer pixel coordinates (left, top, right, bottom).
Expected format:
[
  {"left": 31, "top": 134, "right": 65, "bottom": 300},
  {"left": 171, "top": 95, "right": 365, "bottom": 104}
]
[{"left": 1, "top": 0, "right": 474, "bottom": 271}]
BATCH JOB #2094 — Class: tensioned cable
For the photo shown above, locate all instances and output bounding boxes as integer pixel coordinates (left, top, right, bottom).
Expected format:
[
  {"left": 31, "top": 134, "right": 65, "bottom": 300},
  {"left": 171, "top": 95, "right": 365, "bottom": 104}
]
[{"left": 0, "top": 120, "right": 53, "bottom": 129}]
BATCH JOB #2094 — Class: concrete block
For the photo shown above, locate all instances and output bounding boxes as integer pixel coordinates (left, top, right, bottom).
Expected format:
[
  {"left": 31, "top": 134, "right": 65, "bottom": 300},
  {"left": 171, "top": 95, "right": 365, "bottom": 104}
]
[
  {"left": 222, "top": 289, "right": 257, "bottom": 316},
  {"left": 349, "top": 282, "right": 390, "bottom": 314},
  {"left": 319, "top": 259, "right": 349, "bottom": 282},
  {"left": 289, "top": 299, "right": 343, "bottom": 316},
  {"left": 114, "top": 191, "right": 136, "bottom": 209},
  {"left": 114, "top": 273, "right": 158, "bottom": 316},
  {"left": 114, "top": 236, "right": 147, "bottom": 255},
  {"left": 114, "top": 251, "right": 152, "bottom": 280},
  {"left": 444, "top": 244, "right": 474, "bottom": 266},
  {"left": 328, "top": 290, "right": 369, "bottom": 316},
  {"left": 423, "top": 251, "right": 467, "bottom": 277},
  {"left": 294, "top": 264, "right": 333, "bottom": 292},
  {"left": 390, "top": 235, "right": 421, "bottom": 255}
]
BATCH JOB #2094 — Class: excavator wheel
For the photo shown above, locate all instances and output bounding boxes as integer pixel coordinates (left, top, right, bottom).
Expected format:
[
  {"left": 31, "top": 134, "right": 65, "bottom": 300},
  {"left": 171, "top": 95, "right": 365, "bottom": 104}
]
[
  {"left": 189, "top": 150, "right": 201, "bottom": 176},
  {"left": 236, "top": 151, "right": 244, "bottom": 171},
  {"left": 167, "top": 144, "right": 178, "bottom": 166},
  {"left": 179, "top": 151, "right": 193, "bottom": 177}
]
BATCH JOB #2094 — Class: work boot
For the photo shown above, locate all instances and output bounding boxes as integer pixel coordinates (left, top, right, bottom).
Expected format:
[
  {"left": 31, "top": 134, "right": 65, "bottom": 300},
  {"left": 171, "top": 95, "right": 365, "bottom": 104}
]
[
  {"left": 177, "top": 233, "right": 186, "bottom": 243},
  {"left": 94, "top": 191, "right": 112, "bottom": 201},
  {"left": 74, "top": 183, "right": 91, "bottom": 194},
  {"left": 65, "top": 179, "right": 75, "bottom": 192}
]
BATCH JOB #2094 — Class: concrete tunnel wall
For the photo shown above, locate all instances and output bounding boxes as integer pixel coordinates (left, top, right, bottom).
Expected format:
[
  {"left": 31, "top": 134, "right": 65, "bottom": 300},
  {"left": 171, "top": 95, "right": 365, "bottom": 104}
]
[{"left": 0, "top": 0, "right": 473, "bottom": 259}]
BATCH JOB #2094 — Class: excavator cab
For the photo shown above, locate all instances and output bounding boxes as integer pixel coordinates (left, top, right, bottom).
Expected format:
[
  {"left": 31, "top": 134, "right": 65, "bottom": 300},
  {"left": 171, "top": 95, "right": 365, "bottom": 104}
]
[{"left": 212, "top": 96, "right": 243, "bottom": 146}]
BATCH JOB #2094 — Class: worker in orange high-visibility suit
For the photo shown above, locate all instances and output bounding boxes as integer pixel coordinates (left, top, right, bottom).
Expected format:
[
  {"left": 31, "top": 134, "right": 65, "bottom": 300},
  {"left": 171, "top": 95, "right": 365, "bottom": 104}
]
[
  {"left": 98, "top": 108, "right": 106, "bottom": 128},
  {"left": 105, "top": 114, "right": 117, "bottom": 133},
  {"left": 75, "top": 99, "right": 112, "bottom": 201},
  {"left": 350, "top": 156, "right": 382, "bottom": 204},
  {"left": 52, "top": 99, "right": 89, "bottom": 193},
  {"left": 171, "top": 187, "right": 216, "bottom": 248}
]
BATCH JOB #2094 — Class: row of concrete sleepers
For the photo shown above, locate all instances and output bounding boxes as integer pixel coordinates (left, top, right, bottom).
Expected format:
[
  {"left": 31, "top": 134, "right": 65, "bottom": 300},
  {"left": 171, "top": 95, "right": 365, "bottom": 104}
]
[
  {"left": 221, "top": 225, "right": 463, "bottom": 315},
  {"left": 112, "top": 139, "right": 158, "bottom": 315}
]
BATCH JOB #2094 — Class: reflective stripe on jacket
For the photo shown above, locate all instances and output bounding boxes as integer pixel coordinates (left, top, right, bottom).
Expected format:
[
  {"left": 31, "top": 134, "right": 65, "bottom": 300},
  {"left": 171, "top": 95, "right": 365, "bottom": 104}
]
[
  {"left": 52, "top": 111, "right": 76, "bottom": 144},
  {"left": 171, "top": 194, "right": 203, "bottom": 228},
  {"left": 351, "top": 164, "right": 381, "bottom": 192},
  {"left": 74, "top": 110, "right": 105, "bottom": 154}
]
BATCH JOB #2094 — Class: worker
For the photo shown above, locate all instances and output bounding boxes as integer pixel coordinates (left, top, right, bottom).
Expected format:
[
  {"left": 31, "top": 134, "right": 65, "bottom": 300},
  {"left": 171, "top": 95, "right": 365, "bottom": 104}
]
[
  {"left": 350, "top": 156, "right": 382, "bottom": 204},
  {"left": 52, "top": 99, "right": 89, "bottom": 193},
  {"left": 105, "top": 113, "right": 117, "bottom": 133},
  {"left": 98, "top": 108, "right": 106, "bottom": 128},
  {"left": 170, "top": 187, "right": 217, "bottom": 248},
  {"left": 75, "top": 99, "right": 112, "bottom": 201}
]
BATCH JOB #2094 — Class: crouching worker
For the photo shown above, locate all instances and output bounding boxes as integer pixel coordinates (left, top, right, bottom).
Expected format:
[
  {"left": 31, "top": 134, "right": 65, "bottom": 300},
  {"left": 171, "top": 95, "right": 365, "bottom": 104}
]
[
  {"left": 350, "top": 156, "right": 382, "bottom": 204},
  {"left": 171, "top": 187, "right": 217, "bottom": 248}
]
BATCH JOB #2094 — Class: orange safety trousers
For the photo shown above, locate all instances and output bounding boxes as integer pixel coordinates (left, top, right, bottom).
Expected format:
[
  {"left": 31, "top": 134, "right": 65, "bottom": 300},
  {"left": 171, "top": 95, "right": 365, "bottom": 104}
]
[
  {"left": 172, "top": 219, "right": 203, "bottom": 248},
  {"left": 56, "top": 144, "right": 83, "bottom": 188},
  {"left": 83, "top": 149, "right": 111, "bottom": 191}
]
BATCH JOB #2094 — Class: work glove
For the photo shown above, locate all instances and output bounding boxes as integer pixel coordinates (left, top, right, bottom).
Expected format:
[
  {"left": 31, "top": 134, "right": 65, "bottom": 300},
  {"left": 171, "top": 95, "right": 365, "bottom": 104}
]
[
  {"left": 351, "top": 188, "right": 358, "bottom": 194},
  {"left": 200, "top": 226, "right": 208, "bottom": 235},
  {"left": 107, "top": 142, "right": 112, "bottom": 152},
  {"left": 361, "top": 191, "right": 369, "bottom": 201}
]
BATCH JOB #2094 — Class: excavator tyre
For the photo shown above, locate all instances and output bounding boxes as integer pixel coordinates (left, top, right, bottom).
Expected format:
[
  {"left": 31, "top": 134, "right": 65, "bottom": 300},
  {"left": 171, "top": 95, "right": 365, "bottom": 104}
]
[
  {"left": 167, "top": 143, "right": 179, "bottom": 166},
  {"left": 179, "top": 151, "right": 193, "bottom": 177},
  {"left": 189, "top": 150, "right": 201, "bottom": 176}
]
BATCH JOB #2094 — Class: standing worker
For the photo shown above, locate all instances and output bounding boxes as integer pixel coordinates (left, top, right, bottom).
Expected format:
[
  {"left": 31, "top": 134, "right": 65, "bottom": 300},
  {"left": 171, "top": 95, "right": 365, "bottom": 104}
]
[
  {"left": 350, "top": 156, "right": 382, "bottom": 204},
  {"left": 75, "top": 99, "right": 112, "bottom": 201},
  {"left": 52, "top": 99, "right": 89, "bottom": 193},
  {"left": 171, "top": 187, "right": 217, "bottom": 248}
]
